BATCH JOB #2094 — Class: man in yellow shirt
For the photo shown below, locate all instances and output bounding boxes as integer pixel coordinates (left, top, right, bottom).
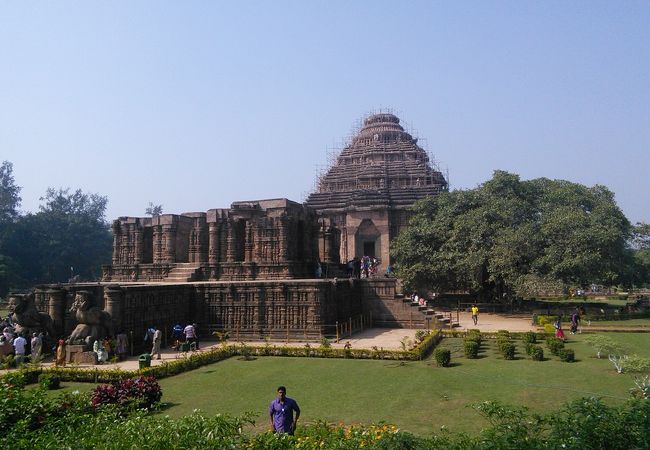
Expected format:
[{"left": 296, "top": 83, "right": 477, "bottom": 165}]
[{"left": 471, "top": 304, "right": 479, "bottom": 325}]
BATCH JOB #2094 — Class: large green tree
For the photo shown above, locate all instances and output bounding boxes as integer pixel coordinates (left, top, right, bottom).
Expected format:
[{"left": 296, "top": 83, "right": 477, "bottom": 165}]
[
  {"left": 1, "top": 184, "right": 113, "bottom": 294},
  {"left": 0, "top": 161, "right": 22, "bottom": 294},
  {"left": 391, "top": 171, "right": 633, "bottom": 300}
]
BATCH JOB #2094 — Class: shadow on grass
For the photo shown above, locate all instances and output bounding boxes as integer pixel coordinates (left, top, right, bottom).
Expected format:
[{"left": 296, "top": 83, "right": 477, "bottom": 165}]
[
  {"left": 155, "top": 401, "right": 181, "bottom": 413},
  {"left": 384, "top": 361, "right": 411, "bottom": 368}
]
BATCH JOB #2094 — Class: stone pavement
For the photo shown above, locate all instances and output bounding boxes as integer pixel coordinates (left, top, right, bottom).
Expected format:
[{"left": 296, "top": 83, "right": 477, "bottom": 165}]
[{"left": 2, "top": 313, "right": 538, "bottom": 373}]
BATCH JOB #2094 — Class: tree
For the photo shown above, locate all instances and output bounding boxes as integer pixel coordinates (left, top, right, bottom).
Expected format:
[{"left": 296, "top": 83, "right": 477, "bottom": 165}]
[
  {"left": 0, "top": 161, "right": 21, "bottom": 223},
  {"left": 4, "top": 188, "right": 112, "bottom": 286},
  {"left": 145, "top": 202, "right": 163, "bottom": 217},
  {"left": 391, "top": 171, "right": 632, "bottom": 301}
]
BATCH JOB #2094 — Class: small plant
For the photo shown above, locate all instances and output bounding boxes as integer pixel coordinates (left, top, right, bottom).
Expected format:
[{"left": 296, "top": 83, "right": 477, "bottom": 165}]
[
  {"left": 212, "top": 330, "right": 230, "bottom": 346},
  {"left": 415, "top": 330, "right": 429, "bottom": 343},
  {"left": 584, "top": 335, "right": 624, "bottom": 359},
  {"left": 320, "top": 337, "right": 332, "bottom": 349},
  {"left": 558, "top": 348, "right": 575, "bottom": 362},
  {"left": 400, "top": 336, "right": 413, "bottom": 351},
  {"left": 38, "top": 373, "right": 61, "bottom": 390},
  {"left": 434, "top": 348, "right": 451, "bottom": 367},
  {"left": 464, "top": 340, "right": 479, "bottom": 359},
  {"left": 500, "top": 342, "right": 516, "bottom": 360},
  {"left": 630, "top": 375, "right": 650, "bottom": 399},
  {"left": 239, "top": 342, "right": 253, "bottom": 360},
  {"left": 529, "top": 345, "right": 544, "bottom": 361},
  {"left": 1, "top": 370, "right": 26, "bottom": 388},
  {"left": 522, "top": 331, "right": 537, "bottom": 344},
  {"left": 546, "top": 337, "right": 565, "bottom": 356}
]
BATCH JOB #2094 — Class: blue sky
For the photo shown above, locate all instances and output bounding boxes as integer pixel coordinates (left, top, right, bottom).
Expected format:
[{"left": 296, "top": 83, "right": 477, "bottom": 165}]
[{"left": 1, "top": 1, "right": 648, "bottom": 223}]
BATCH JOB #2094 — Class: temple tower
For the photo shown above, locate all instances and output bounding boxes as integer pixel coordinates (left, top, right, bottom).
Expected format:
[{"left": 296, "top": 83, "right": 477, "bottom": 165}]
[{"left": 305, "top": 112, "right": 447, "bottom": 267}]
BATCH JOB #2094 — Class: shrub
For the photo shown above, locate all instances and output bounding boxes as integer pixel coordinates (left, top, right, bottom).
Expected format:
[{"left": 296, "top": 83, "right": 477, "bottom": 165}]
[
  {"left": 38, "top": 373, "right": 61, "bottom": 390},
  {"left": 546, "top": 337, "right": 565, "bottom": 356},
  {"left": 1, "top": 371, "right": 26, "bottom": 388},
  {"left": 497, "top": 337, "right": 512, "bottom": 353},
  {"left": 496, "top": 330, "right": 510, "bottom": 339},
  {"left": 558, "top": 348, "right": 575, "bottom": 362},
  {"left": 434, "top": 348, "right": 451, "bottom": 367},
  {"left": 415, "top": 330, "right": 430, "bottom": 343},
  {"left": 500, "top": 342, "right": 516, "bottom": 360},
  {"left": 522, "top": 331, "right": 537, "bottom": 344},
  {"left": 91, "top": 376, "right": 162, "bottom": 410},
  {"left": 464, "top": 340, "right": 480, "bottom": 359},
  {"left": 529, "top": 345, "right": 544, "bottom": 361}
]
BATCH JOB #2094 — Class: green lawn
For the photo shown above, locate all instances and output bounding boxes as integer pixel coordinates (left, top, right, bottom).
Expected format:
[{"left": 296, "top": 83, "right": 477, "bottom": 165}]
[
  {"left": 45, "top": 332, "right": 650, "bottom": 436},
  {"left": 583, "top": 318, "right": 650, "bottom": 328}
]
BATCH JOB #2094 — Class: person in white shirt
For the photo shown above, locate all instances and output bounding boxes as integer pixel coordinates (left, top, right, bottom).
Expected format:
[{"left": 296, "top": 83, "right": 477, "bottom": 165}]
[
  {"left": 151, "top": 326, "right": 162, "bottom": 360},
  {"left": 13, "top": 334, "right": 27, "bottom": 357}
]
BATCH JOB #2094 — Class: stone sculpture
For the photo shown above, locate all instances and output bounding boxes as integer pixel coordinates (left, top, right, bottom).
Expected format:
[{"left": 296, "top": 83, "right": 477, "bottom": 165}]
[
  {"left": 68, "top": 291, "right": 114, "bottom": 345},
  {"left": 7, "top": 292, "right": 57, "bottom": 338}
]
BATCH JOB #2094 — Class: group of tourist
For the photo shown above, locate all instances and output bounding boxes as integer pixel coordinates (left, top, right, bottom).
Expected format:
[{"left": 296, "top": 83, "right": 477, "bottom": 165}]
[
  {"left": 553, "top": 308, "right": 583, "bottom": 340},
  {"left": 346, "top": 256, "right": 382, "bottom": 278},
  {"left": 143, "top": 323, "right": 199, "bottom": 359},
  {"left": 89, "top": 332, "right": 129, "bottom": 364},
  {"left": 0, "top": 315, "right": 46, "bottom": 362}
]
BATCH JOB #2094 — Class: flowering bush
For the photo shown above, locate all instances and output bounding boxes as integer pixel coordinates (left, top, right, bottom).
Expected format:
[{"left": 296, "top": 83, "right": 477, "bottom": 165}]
[{"left": 91, "top": 376, "right": 162, "bottom": 410}]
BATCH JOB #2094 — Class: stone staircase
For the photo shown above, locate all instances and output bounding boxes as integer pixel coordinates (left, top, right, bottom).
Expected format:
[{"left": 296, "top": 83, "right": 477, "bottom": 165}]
[
  {"left": 362, "top": 279, "right": 461, "bottom": 329},
  {"left": 164, "top": 263, "right": 201, "bottom": 282},
  {"left": 397, "top": 293, "right": 460, "bottom": 329}
]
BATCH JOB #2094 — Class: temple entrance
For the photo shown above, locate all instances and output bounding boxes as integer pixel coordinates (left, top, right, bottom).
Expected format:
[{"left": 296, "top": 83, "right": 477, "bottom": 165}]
[
  {"left": 363, "top": 241, "right": 375, "bottom": 258},
  {"left": 355, "top": 219, "right": 380, "bottom": 259}
]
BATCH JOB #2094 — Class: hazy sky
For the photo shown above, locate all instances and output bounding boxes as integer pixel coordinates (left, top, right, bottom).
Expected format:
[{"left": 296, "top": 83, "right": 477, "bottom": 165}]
[{"left": 1, "top": 2, "right": 648, "bottom": 223}]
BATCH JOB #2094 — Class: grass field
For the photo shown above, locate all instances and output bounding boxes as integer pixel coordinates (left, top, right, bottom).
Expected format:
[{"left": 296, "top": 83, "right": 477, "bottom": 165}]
[{"left": 46, "top": 332, "right": 650, "bottom": 436}]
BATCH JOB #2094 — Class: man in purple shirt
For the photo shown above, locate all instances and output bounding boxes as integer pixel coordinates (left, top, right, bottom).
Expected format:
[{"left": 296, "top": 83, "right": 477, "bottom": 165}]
[{"left": 269, "top": 386, "right": 300, "bottom": 434}]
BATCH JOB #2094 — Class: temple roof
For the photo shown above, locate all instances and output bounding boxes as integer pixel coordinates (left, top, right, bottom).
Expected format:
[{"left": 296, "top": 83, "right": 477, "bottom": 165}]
[{"left": 305, "top": 113, "right": 447, "bottom": 212}]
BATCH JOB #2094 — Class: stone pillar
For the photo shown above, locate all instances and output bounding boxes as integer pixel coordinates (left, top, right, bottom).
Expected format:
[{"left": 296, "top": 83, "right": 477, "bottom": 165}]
[
  {"left": 104, "top": 285, "right": 123, "bottom": 332},
  {"left": 226, "top": 219, "right": 236, "bottom": 262},
  {"left": 112, "top": 220, "right": 121, "bottom": 265},
  {"left": 162, "top": 224, "right": 176, "bottom": 263},
  {"left": 245, "top": 221, "right": 254, "bottom": 262},
  {"left": 153, "top": 225, "right": 163, "bottom": 263},
  {"left": 47, "top": 287, "right": 66, "bottom": 337},
  {"left": 208, "top": 222, "right": 219, "bottom": 264},
  {"left": 133, "top": 223, "right": 143, "bottom": 264},
  {"left": 278, "top": 216, "right": 288, "bottom": 262}
]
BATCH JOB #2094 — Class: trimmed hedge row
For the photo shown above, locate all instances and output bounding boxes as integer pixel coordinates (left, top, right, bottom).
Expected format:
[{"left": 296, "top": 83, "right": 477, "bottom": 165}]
[{"left": 0, "top": 331, "right": 443, "bottom": 385}]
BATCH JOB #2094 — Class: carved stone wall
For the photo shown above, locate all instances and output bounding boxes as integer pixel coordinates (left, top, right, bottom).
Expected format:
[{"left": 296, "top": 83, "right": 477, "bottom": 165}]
[
  {"left": 105, "top": 199, "right": 324, "bottom": 283},
  {"left": 34, "top": 279, "right": 363, "bottom": 351}
]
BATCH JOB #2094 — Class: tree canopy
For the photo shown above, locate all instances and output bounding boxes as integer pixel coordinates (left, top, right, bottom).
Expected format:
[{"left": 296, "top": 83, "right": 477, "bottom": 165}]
[
  {"left": 0, "top": 167, "right": 112, "bottom": 295},
  {"left": 391, "top": 171, "right": 637, "bottom": 301}
]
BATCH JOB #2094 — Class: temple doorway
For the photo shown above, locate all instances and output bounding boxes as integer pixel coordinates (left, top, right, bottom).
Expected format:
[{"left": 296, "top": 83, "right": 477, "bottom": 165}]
[
  {"left": 355, "top": 219, "right": 380, "bottom": 259},
  {"left": 363, "top": 241, "right": 376, "bottom": 258}
]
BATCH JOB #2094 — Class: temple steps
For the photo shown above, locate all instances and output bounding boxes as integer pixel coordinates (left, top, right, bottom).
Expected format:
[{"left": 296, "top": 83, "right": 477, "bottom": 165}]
[{"left": 164, "top": 264, "right": 201, "bottom": 282}]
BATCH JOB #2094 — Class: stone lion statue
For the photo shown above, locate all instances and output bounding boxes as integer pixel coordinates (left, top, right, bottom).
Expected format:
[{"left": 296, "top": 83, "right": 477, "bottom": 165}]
[
  {"left": 68, "top": 291, "right": 114, "bottom": 345},
  {"left": 7, "top": 292, "right": 57, "bottom": 338}
]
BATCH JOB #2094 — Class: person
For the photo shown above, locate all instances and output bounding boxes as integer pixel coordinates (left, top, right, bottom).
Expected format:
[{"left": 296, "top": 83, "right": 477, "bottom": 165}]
[
  {"left": 151, "top": 326, "right": 162, "bottom": 360},
  {"left": 13, "top": 333, "right": 27, "bottom": 362},
  {"left": 30, "top": 332, "right": 42, "bottom": 359},
  {"left": 144, "top": 326, "right": 155, "bottom": 345},
  {"left": 385, "top": 265, "right": 394, "bottom": 277},
  {"left": 315, "top": 262, "right": 322, "bottom": 278},
  {"left": 184, "top": 323, "right": 196, "bottom": 349},
  {"left": 172, "top": 323, "right": 184, "bottom": 341},
  {"left": 55, "top": 339, "right": 66, "bottom": 367},
  {"left": 471, "top": 304, "right": 479, "bottom": 325},
  {"left": 103, "top": 336, "right": 113, "bottom": 358},
  {"left": 93, "top": 339, "right": 108, "bottom": 363},
  {"left": 554, "top": 316, "right": 566, "bottom": 341},
  {"left": 116, "top": 330, "right": 128, "bottom": 360},
  {"left": 269, "top": 386, "right": 300, "bottom": 435},
  {"left": 570, "top": 310, "right": 580, "bottom": 334}
]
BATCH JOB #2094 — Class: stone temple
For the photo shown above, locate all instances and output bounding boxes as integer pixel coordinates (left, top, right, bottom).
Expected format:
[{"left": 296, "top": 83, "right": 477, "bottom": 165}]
[
  {"left": 32, "top": 113, "right": 448, "bottom": 349},
  {"left": 306, "top": 113, "right": 447, "bottom": 266}
]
